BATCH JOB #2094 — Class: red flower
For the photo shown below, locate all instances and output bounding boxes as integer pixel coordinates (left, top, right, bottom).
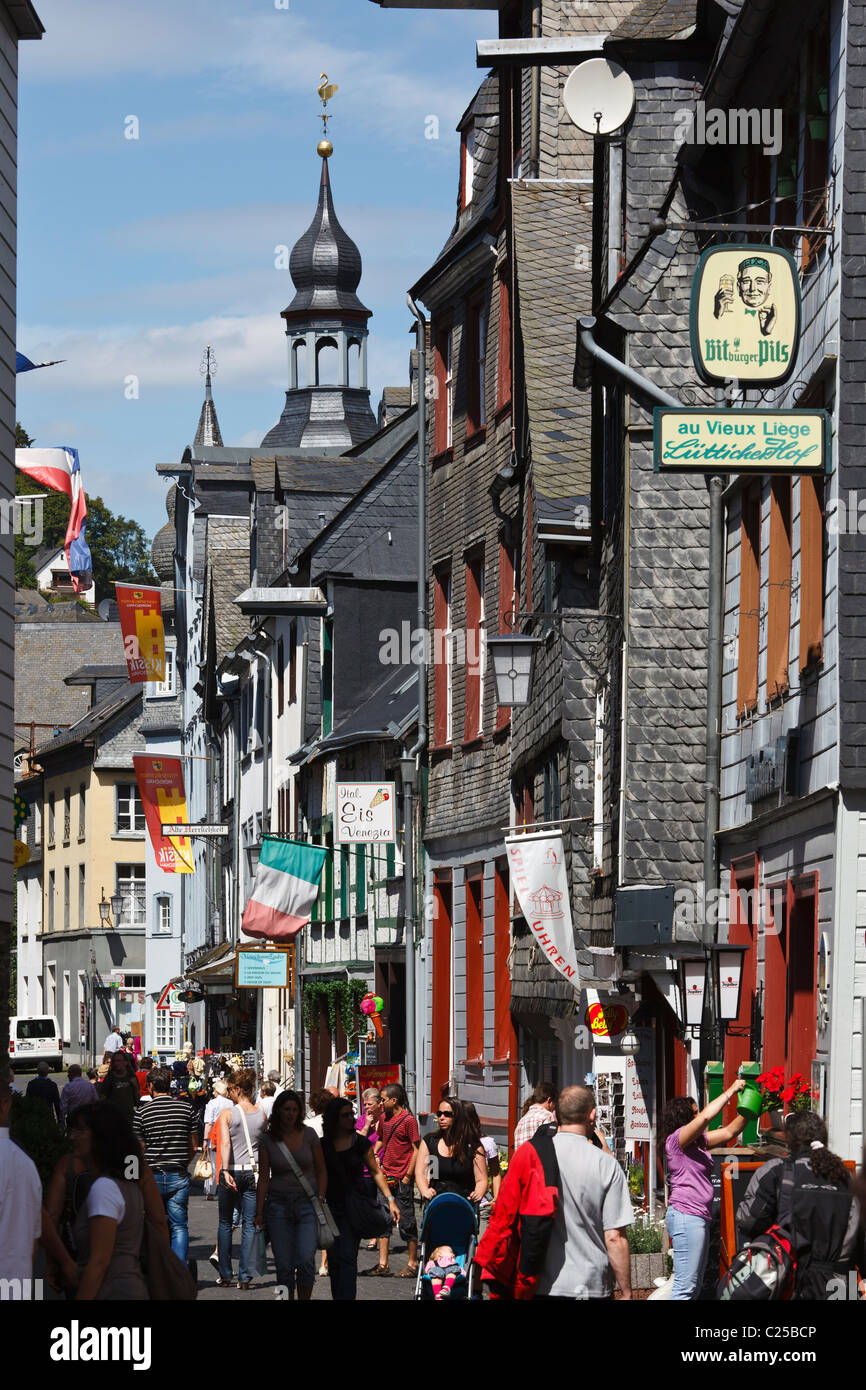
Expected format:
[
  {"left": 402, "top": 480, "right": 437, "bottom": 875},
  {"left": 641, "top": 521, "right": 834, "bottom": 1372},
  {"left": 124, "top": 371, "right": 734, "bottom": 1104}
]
[{"left": 780, "top": 1086, "right": 796, "bottom": 1104}]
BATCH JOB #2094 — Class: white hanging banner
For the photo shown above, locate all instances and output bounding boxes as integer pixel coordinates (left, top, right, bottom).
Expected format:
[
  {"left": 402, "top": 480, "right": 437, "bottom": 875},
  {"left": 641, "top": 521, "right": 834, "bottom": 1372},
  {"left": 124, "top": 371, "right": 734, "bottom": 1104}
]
[{"left": 505, "top": 830, "right": 580, "bottom": 990}]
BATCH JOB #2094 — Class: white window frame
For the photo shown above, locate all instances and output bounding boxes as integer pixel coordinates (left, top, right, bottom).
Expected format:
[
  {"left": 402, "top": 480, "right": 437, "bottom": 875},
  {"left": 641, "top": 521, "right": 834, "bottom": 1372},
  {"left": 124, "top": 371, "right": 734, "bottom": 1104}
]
[
  {"left": 115, "top": 782, "right": 145, "bottom": 834},
  {"left": 478, "top": 302, "right": 487, "bottom": 429},
  {"left": 463, "top": 122, "right": 475, "bottom": 209},
  {"left": 116, "top": 864, "right": 146, "bottom": 927},
  {"left": 156, "top": 894, "right": 172, "bottom": 935},
  {"left": 146, "top": 646, "right": 176, "bottom": 698},
  {"left": 445, "top": 332, "right": 453, "bottom": 449}
]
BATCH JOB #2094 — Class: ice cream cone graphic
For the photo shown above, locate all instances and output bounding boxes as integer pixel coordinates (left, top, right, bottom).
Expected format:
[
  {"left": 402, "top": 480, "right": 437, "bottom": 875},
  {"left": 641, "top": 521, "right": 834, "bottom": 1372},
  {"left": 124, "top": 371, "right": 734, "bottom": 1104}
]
[{"left": 369, "top": 787, "right": 389, "bottom": 809}]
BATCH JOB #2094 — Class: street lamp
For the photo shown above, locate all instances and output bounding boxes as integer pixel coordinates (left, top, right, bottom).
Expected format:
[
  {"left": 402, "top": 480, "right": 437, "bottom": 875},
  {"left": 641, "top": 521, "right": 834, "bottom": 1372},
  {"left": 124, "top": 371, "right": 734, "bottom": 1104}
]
[
  {"left": 99, "top": 888, "right": 125, "bottom": 926},
  {"left": 486, "top": 610, "right": 623, "bottom": 707},
  {"left": 485, "top": 632, "right": 544, "bottom": 708},
  {"left": 677, "top": 956, "right": 708, "bottom": 1035},
  {"left": 618, "top": 1029, "right": 641, "bottom": 1056},
  {"left": 710, "top": 942, "right": 749, "bottom": 1025}
]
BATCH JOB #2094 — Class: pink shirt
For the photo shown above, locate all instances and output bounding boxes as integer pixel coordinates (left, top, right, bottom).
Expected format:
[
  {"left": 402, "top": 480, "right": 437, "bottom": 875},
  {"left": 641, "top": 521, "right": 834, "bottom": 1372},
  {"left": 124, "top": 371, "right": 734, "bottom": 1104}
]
[{"left": 665, "top": 1127, "right": 714, "bottom": 1220}]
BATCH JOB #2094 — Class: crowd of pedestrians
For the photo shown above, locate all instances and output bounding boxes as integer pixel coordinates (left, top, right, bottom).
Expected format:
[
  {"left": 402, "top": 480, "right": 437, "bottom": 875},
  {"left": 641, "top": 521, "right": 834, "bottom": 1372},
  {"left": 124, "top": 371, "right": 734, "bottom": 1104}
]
[{"left": 3, "top": 1039, "right": 864, "bottom": 1303}]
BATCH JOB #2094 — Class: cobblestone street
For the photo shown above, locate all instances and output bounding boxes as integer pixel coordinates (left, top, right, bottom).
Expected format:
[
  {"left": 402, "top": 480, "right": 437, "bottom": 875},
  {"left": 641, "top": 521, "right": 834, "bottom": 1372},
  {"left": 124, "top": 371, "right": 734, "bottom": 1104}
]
[{"left": 188, "top": 1188, "right": 421, "bottom": 1302}]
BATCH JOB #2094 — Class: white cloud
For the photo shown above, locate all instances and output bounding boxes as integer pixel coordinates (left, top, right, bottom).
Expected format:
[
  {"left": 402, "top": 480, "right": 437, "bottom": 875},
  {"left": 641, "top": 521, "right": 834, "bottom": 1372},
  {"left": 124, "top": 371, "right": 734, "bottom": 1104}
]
[{"left": 23, "top": 0, "right": 493, "bottom": 147}]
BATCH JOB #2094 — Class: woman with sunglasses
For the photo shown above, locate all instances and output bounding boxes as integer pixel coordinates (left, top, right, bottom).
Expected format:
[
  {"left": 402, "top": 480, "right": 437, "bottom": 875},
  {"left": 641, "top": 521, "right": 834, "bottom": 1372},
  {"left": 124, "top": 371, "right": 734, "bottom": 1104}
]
[
  {"left": 415, "top": 1097, "right": 488, "bottom": 1206},
  {"left": 320, "top": 1097, "right": 400, "bottom": 1301},
  {"left": 255, "top": 1090, "right": 327, "bottom": 1301}
]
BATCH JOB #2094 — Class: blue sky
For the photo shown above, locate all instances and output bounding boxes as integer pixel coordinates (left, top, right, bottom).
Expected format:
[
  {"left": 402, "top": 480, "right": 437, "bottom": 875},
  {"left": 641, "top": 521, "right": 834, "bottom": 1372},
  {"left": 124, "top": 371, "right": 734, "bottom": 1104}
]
[{"left": 16, "top": 0, "right": 497, "bottom": 541}]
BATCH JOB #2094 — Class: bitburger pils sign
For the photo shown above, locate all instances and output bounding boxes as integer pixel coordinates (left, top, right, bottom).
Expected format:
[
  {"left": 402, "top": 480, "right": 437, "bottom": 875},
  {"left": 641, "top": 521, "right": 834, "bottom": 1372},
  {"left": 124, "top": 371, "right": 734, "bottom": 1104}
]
[{"left": 690, "top": 244, "right": 801, "bottom": 387}]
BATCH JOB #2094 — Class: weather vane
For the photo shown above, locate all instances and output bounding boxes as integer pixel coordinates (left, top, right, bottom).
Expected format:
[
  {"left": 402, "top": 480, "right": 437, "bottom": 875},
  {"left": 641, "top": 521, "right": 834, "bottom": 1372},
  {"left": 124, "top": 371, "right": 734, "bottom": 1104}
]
[
  {"left": 317, "top": 72, "right": 338, "bottom": 157},
  {"left": 199, "top": 345, "right": 217, "bottom": 380}
]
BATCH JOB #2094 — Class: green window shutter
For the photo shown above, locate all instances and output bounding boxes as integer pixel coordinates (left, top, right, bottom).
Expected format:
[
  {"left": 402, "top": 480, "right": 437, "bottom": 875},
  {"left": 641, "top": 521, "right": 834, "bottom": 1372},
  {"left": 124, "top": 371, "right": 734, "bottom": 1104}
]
[
  {"left": 340, "top": 845, "right": 349, "bottom": 919},
  {"left": 355, "top": 845, "right": 366, "bottom": 913},
  {"left": 324, "top": 832, "right": 334, "bottom": 921},
  {"left": 386, "top": 841, "right": 396, "bottom": 878}
]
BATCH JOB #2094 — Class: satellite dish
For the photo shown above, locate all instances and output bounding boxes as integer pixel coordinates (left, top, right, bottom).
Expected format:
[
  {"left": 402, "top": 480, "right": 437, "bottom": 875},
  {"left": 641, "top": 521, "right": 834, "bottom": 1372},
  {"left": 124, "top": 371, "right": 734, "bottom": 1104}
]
[{"left": 563, "top": 59, "right": 635, "bottom": 137}]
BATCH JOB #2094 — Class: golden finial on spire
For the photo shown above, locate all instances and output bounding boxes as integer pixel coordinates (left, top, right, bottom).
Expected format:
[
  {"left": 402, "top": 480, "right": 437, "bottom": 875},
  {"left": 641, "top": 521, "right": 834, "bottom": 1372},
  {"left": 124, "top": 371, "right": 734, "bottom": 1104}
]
[{"left": 317, "top": 72, "right": 338, "bottom": 157}]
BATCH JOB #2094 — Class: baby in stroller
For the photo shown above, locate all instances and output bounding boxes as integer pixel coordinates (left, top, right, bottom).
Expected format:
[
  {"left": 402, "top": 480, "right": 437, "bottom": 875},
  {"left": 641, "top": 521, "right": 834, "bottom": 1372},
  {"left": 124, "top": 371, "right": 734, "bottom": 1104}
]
[{"left": 424, "top": 1244, "right": 464, "bottom": 1299}]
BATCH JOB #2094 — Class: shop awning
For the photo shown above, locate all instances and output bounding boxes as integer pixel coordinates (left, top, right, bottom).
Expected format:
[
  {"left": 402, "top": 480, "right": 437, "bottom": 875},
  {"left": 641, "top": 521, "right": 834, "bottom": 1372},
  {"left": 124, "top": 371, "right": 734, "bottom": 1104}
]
[{"left": 171, "top": 941, "right": 235, "bottom": 986}]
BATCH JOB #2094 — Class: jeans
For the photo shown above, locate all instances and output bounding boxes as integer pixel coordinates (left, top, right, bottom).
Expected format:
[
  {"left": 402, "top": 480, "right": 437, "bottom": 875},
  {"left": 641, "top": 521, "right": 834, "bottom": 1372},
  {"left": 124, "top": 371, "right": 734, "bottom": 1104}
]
[
  {"left": 666, "top": 1206, "right": 710, "bottom": 1300},
  {"left": 153, "top": 1171, "right": 190, "bottom": 1264},
  {"left": 218, "top": 1171, "right": 258, "bottom": 1283},
  {"left": 265, "top": 1194, "right": 318, "bottom": 1293},
  {"left": 328, "top": 1214, "right": 361, "bottom": 1302}
]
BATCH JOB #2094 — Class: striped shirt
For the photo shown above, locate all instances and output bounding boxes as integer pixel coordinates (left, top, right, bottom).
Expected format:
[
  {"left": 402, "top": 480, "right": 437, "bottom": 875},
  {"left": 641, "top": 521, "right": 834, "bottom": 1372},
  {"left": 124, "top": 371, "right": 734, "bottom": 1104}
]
[{"left": 133, "top": 1096, "right": 195, "bottom": 1173}]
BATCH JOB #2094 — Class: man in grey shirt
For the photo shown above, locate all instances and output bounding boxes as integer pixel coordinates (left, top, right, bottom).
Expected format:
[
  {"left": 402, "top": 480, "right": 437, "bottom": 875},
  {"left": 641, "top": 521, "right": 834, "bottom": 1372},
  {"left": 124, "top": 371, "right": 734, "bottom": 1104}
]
[{"left": 535, "top": 1085, "right": 633, "bottom": 1300}]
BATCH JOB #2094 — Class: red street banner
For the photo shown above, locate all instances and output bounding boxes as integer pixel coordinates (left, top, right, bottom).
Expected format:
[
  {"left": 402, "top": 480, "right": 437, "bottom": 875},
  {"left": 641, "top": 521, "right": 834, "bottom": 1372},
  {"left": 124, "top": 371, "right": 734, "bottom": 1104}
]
[
  {"left": 116, "top": 583, "right": 165, "bottom": 684},
  {"left": 133, "top": 755, "right": 194, "bottom": 874},
  {"left": 357, "top": 1064, "right": 401, "bottom": 1095}
]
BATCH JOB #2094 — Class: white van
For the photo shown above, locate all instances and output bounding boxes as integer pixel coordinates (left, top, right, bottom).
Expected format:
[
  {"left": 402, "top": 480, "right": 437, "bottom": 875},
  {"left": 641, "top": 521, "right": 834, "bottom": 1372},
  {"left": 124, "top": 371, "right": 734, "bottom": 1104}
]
[{"left": 8, "top": 1015, "right": 63, "bottom": 1072}]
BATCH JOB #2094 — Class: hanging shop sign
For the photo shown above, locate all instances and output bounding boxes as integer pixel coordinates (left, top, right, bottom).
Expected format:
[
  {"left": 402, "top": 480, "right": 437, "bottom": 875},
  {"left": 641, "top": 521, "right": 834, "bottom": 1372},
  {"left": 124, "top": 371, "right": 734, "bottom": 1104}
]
[
  {"left": 690, "top": 243, "right": 801, "bottom": 387},
  {"left": 133, "top": 755, "right": 194, "bottom": 873},
  {"left": 505, "top": 831, "right": 580, "bottom": 989},
  {"left": 13, "top": 839, "right": 30, "bottom": 869},
  {"left": 335, "top": 783, "right": 396, "bottom": 843},
  {"left": 624, "top": 1031, "right": 655, "bottom": 1143},
  {"left": 654, "top": 409, "right": 830, "bottom": 475},
  {"left": 235, "top": 946, "right": 294, "bottom": 990},
  {"left": 358, "top": 1063, "right": 401, "bottom": 1094},
  {"left": 116, "top": 583, "right": 165, "bottom": 683}
]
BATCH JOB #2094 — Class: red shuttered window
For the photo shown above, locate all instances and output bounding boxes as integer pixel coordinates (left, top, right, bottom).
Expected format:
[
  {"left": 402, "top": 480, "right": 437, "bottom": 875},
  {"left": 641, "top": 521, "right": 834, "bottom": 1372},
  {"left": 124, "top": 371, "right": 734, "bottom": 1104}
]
[
  {"left": 464, "top": 551, "right": 484, "bottom": 743},
  {"left": 433, "top": 566, "right": 452, "bottom": 748}
]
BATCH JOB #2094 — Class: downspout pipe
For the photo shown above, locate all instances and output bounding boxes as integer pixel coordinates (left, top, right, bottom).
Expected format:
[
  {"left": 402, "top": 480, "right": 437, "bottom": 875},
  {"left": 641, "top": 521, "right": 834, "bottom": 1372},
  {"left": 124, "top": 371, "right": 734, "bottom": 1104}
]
[
  {"left": 403, "top": 292, "right": 428, "bottom": 1119},
  {"left": 530, "top": 3, "right": 541, "bottom": 178},
  {"left": 576, "top": 317, "right": 681, "bottom": 410}
]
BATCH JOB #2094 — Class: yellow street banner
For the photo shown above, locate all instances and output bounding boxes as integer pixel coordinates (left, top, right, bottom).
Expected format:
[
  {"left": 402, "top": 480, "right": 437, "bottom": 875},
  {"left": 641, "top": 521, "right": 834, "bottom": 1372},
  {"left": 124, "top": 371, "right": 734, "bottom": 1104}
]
[
  {"left": 116, "top": 583, "right": 165, "bottom": 684},
  {"left": 133, "top": 755, "right": 194, "bottom": 873}
]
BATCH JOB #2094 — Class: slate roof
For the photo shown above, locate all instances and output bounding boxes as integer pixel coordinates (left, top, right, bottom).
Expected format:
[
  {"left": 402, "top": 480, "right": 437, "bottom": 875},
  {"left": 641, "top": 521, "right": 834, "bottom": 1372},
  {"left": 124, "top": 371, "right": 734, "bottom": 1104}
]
[
  {"left": 282, "top": 157, "right": 371, "bottom": 321},
  {"left": 15, "top": 592, "right": 102, "bottom": 623},
  {"left": 512, "top": 181, "right": 595, "bottom": 511},
  {"left": 411, "top": 72, "right": 500, "bottom": 295},
  {"left": 35, "top": 680, "right": 141, "bottom": 759},
  {"left": 194, "top": 385, "right": 223, "bottom": 448},
  {"left": 609, "top": 0, "right": 698, "bottom": 40},
  {"left": 301, "top": 665, "right": 418, "bottom": 761},
  {"left": 203, "top": 518, "right": 250, "bottom": 663},
  {"left": 64, "top": 664, "right": 128, "bottom": 685}
]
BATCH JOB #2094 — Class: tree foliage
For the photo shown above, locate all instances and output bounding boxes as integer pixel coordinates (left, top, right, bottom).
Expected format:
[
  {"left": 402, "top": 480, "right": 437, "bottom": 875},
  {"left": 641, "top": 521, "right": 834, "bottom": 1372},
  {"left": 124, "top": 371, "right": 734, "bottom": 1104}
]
[{"left": 14, "top": 422, "right": 156, "bottom": 601}]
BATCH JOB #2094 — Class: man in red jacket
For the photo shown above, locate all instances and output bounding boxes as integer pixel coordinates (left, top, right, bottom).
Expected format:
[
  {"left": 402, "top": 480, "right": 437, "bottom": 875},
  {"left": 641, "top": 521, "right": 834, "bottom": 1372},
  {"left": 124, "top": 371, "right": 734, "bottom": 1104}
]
[{"left": 474, "top": 1121, "right": 561, "bottom": 1298}]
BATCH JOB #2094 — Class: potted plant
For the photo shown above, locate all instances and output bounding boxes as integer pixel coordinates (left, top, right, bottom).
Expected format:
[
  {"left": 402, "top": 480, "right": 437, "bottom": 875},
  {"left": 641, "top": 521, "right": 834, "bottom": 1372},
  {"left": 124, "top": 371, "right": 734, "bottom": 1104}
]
[
  {"left": 751, "top": 1065, "right": 786, "bottom": 1130},
  {"left": 626, "top": 1212, "right": 666, "bottom": 1289},
  {"left": 781, "top": 1072, "right": 815, "bottom": 1113}
]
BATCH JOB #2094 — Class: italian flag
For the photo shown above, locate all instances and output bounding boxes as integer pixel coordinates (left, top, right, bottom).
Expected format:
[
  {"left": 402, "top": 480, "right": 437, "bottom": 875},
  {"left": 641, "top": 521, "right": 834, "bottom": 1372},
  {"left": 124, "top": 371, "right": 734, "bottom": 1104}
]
[{"left": 241, "top": 836, "right": 329, "bottom": 942}]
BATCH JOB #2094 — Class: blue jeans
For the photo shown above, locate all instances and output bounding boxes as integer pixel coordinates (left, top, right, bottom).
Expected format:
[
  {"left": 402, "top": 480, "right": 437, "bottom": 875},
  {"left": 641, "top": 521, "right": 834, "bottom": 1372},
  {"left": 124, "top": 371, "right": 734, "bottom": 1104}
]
[
  {"left": 265, "top": 1194, "right": 318, "bottom": 1293},
  {"left": 666, "top": 1207, "right": 710, "bottom": 1300},
  {"left": 218, "top": 1171, "right": 258, "bottom": 1283},
  {"left": 154, "top": 1171, "right": 190, "bottom": 1264}
]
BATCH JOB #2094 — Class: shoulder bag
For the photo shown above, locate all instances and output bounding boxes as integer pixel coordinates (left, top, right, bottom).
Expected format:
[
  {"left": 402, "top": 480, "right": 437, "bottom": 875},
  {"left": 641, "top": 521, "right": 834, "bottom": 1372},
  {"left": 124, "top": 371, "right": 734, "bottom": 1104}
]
[
  {"left": 238, "top": 1105, "right": 261, "bottom": 1180},
  {"left": 141, "top": 1212, "right": 198, "bottom": 1300},
  {"left": 345, "top": 1137, "right": 394, "bottom": 1239},
  {"left": 276, "top": 1139, "right": 339, "bottom": 1249}
]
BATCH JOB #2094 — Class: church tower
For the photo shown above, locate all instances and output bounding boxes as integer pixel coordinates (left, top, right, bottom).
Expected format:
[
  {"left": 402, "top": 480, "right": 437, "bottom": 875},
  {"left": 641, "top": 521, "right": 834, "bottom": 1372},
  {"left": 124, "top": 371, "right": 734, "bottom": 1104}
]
[{"left": 262, "top": 137, "right": 377, "bottom": 451}]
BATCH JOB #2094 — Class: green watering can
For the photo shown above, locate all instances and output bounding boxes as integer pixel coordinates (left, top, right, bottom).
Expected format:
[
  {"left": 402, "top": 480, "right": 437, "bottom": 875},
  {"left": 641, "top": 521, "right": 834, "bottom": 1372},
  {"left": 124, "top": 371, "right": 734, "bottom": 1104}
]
[{"left": 737, "top": 1079, "right": 766, "bottom": 1119}]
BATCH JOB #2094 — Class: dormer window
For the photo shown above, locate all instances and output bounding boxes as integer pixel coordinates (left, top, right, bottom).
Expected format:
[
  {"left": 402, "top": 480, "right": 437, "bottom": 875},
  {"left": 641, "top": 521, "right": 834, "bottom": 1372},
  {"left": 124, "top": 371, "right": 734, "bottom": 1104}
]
[{"left": 460, "top": 122, "right": 476, "bottom": 212}]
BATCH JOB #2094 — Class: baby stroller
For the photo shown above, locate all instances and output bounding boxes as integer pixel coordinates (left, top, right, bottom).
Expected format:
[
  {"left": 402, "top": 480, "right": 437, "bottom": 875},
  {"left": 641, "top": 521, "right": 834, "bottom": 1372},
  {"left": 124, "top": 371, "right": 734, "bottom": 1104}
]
[{"left": 414, "top": 1193, "right": 479, "bottom": 1301}]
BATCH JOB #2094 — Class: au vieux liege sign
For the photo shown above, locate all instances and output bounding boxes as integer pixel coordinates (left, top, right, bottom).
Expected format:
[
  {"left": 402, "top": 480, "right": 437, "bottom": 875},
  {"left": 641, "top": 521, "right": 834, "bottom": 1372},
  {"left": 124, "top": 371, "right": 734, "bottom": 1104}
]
[{"left": 654, "top": 242, "right": 830, "bottom": 475}]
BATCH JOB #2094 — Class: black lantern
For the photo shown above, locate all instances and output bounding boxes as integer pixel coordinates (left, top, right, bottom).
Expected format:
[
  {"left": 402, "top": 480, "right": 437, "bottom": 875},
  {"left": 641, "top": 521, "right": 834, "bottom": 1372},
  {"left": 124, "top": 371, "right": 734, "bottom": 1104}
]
[{"left": 485, "top": 632, "right": 544, "bottom": 708}]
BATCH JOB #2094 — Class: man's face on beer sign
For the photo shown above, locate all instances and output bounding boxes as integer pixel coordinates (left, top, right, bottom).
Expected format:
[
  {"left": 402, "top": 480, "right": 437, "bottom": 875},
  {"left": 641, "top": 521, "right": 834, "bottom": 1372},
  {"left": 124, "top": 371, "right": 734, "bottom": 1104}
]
[{"left": 738, "top": 266, "right": 771, "bottom": 307}]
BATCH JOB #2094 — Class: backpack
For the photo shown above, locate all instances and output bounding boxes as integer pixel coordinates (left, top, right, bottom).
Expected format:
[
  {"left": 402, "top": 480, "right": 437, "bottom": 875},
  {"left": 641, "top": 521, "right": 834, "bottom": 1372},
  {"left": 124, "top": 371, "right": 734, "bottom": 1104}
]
[{"left": 718, "top": 1161, "right": 797, "bottom": 1301}]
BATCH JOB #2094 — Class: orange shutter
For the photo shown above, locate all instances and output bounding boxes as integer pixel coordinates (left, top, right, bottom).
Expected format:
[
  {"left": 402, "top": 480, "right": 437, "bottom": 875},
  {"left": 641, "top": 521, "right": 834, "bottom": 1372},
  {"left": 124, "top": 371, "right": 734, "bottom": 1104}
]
[
  {"left": 767, "top": 478, "right": 792, "bottom": 700},
  {"left": 433, "top": 567, "right": 450, "bottom": 746},
  {"left": 737, "top": 482, "right": 761, "bottom": 717},
  {"left": 799, "top": 475, "right": 824, "bottom": 671}
]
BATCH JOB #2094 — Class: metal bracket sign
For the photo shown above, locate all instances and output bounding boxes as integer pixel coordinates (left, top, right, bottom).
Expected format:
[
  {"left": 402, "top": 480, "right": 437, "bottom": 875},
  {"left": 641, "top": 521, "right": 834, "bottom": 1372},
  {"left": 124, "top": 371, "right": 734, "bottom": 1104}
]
[
  {"left": 654, "top": 409, "right": 830, "bottom": 475},
  {"left": 235, "top": 946, "right": 294, "bottom": 991},
  {"left": 161, "top": 823, "right": 228, "bottom": 837},
  {"left": 690, "top": 243, "right": 801, "bottom": 387},
  {"left": 335, "top": 782, "right": 396, "bottom": 843}
]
